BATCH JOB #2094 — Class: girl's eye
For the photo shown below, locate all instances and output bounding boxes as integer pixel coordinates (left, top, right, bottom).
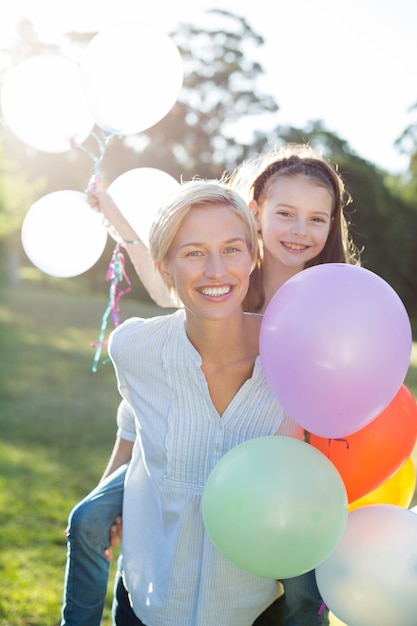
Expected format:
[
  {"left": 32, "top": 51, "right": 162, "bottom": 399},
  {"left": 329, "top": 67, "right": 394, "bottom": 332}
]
[
  {"left": 277, "top": 210, "right": 291, "bottom": 217},
  {"left": 224, "top": 246, "right": 239, "bottom": 254},
  {"left": 185, "top": 250, "right": 202, "bottom": 257}
]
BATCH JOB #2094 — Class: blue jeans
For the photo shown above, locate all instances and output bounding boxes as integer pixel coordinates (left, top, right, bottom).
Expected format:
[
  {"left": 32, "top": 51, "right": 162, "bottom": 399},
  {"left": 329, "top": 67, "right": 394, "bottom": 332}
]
[
  {"left": 112, "top": 567, "right": 286, "bottom": 626},
  {"left": 60, "top": 463, "right": 327, "bottom": 626},
  {"left": 60, "top": 463, "right": 128, "bottom": 626},
  {"left": 283, "top": 570, "right": 329, "bottom": 625},
  {"left": 112, "top": 568, "right": 147, "bottom": 626}
]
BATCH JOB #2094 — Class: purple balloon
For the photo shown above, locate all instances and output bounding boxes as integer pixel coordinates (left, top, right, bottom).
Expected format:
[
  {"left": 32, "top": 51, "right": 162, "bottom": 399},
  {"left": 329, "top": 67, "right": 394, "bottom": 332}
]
[{"left": 259, "top": 264, "right": 412, "bottom": 438}]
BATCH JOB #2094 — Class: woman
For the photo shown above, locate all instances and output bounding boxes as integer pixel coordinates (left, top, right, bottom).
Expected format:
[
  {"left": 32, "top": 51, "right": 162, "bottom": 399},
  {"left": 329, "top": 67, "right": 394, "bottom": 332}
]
[
  {"left": 107, "top": 178, "right": 303, "bottom": 624},
  {"left": 61, "top": 144, "right": 359, "bottom": 625}
]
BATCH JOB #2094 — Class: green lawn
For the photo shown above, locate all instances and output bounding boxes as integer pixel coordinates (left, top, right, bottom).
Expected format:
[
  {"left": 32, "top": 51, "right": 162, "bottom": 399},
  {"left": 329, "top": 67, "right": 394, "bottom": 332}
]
[
  {"left": 0, "top": 281, "right": 416, "bottom": 626},
  {"left": 0, "top": 282, "right": 164, "bottom": 626}
]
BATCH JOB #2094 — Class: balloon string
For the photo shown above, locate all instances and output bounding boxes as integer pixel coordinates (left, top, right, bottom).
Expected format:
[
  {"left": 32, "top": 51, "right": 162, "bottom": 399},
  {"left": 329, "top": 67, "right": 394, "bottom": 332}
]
[
  {"left": 71, "top": 130, "right": 114, "bottom": 177},
  {"left": 326, "top": 437, "right": 350, "bottom": 456},
  {"left": 91, "top": 243, "right": 132, "bottom": 372}
]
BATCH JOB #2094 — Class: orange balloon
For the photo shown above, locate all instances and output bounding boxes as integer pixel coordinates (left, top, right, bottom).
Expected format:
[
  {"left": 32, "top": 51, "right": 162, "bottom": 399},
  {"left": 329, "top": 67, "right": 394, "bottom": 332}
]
[
  {"left": 310, "top": 385, "right": 417, "bottom": 502},
  {"left": 348, "top": 457, "right": 416, "bottom": 511}
]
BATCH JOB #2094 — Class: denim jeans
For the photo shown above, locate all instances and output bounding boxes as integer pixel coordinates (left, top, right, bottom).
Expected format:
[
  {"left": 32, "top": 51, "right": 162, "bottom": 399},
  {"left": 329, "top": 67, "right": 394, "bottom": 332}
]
[
  {"left": 60, "top": 463, "right": 128, "bottom": 626},
  {"left": 110, "top": 547, "right": 326, "bottom": 626},
  {"left": 112, "top": 568, "right": 286, "bottom": 626},
  {"left": 60, "top": 462, "right": 327, "bottom": 626},
  {"left": 283, "top": 570, "right": 329, "bottom": 625},
  {"left": 112, "top": 569, "right": 147, "bottom": 626}
]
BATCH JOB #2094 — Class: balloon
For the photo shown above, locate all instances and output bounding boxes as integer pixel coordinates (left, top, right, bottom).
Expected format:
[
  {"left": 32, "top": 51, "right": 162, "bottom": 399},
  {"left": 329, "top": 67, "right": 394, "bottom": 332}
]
[
  {"left": 316, "top": 505, "right": 417, "bottom": 626},
  {"left": 310, "top": 384, "right": 417, "bottom": 502},
  {"left": 202, "top": 436, "right": 348, "bottom": 579},
  {"left": 1, "top": 55, "right": 95, "bottom": 152},
  {"left": 348, "top": 457, "right": 416, "bottom": 511},
  {"left": 80, "top": 22, "right": 183, "bottom": 135},
  {"left": 21, "top": 191, "right": 108, "bottom": 277},
  {"left": 107, "top": 168, "right": 179, "bottom": 247},
  {"left": 260, "top": 264, "right": 412, "bottom": 438}
]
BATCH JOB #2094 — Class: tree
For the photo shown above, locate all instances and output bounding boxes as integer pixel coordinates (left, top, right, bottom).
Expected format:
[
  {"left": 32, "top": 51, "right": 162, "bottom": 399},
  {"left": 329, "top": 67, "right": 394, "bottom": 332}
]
[
  {"left": 102, "top": 10, "right": 279, "bottom": 182},
  {"left": 273, "top": 121, "right": 417, "bottom": 317},
  {"left": 1, "top": 13, "right": 417, "bottom": 321},
  {"left": 395, "top": 102, "right": 417, "bottom": 189}
]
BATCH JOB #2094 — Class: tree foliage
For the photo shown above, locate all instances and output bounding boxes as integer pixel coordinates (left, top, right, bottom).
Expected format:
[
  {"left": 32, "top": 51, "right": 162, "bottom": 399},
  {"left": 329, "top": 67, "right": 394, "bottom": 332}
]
[
  {"left": 0, "top": 11, "right": 416, "bottom": 320},
  {"left": 271, "top": 122, "right": 417, "bottom": 316},
  {"left": 102, "top": 9, "right": 279, "bottom": 181}
]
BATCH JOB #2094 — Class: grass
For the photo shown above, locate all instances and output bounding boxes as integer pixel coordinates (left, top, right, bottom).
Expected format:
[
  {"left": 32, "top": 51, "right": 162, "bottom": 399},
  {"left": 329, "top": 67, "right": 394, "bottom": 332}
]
[
  {"left": 0, "top": 281, "right": 416, "bottom": 626},
  {"left": 0, "top": 281, "right": 165, "bottom": 626}
]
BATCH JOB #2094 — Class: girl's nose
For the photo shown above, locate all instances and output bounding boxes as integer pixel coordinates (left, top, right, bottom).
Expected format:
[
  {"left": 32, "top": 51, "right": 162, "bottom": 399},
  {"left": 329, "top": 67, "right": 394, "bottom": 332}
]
[{"left": 291, "top": 219, "right": 308, "bottom": 235}]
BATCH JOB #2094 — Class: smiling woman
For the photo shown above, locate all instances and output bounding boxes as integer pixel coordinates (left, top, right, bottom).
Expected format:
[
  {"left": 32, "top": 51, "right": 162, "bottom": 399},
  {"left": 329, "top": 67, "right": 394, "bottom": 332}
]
[
  {"left": 60, "top": 178, "right": 303, "bottom": 626},
  {"left": 158, "top": 203, "right": 255, "bottom": 321}
]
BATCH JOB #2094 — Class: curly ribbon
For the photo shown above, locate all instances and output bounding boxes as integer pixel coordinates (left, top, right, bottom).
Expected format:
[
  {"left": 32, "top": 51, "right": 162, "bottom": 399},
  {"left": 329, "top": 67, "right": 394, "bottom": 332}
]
[
  {"left": 71, "top": 130, "right": 114, "bottom": 177},
  {"left": 91, "top": 243, "right": 132, "bottom": 372},
  {"left": 70, "top": 130, "right": 132, "bottom": 372}
]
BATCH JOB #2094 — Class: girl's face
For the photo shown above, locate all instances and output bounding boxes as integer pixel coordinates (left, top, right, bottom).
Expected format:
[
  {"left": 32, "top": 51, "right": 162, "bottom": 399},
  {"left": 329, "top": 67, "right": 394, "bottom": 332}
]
[
  {"left": 252, "top": 175, "right": 333, "bottom": 271},
  {"left": 160, "top": 204, "right": 255, "bottom": 321}
]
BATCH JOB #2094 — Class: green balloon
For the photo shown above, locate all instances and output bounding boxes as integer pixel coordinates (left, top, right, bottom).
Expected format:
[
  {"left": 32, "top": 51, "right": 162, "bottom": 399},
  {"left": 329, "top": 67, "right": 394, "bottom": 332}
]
[{"left": 202, "top": 436, "right": 348, "bottom": 578}]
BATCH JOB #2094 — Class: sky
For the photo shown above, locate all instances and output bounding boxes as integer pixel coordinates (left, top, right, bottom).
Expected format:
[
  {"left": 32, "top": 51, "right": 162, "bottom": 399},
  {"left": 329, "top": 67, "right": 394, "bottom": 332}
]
[{"left": 1, "top": 0, "right": 416, "bottom": 174}]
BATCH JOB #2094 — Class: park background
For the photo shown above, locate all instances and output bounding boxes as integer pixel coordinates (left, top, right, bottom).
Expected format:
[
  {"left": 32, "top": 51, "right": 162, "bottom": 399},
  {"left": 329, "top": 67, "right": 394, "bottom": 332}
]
[{"left": 1, "top": 4, "right": 417, "bottom": 625}]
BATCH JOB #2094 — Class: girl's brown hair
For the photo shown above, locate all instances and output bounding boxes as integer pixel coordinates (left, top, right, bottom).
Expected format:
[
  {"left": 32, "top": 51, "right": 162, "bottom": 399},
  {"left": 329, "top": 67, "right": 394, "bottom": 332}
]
[{"left": 228, "top": 144, "right": 360, "bottom": 312}]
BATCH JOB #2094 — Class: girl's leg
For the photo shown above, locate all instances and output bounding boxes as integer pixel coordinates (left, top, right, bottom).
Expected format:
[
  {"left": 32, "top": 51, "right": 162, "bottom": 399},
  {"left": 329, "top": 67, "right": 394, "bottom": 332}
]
[
  {"left": 283, "top": 570, "right": 329, "bottom": 626},
  {"left": 252, "top": 594, "right": 287, "bottom": 625},
  {"left": 60, "top": 463, "right": 128, "bottom": 626}
]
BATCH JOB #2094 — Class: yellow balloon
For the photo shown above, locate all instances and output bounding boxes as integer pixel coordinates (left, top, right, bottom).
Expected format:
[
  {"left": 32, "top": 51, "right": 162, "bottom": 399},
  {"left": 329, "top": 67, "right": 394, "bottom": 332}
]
[{"left": 349, "top": 457, "right": 416, "bottom": 511}]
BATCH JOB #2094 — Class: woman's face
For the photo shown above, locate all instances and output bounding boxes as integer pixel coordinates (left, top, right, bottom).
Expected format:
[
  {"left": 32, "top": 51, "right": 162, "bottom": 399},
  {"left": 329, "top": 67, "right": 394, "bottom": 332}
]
[
  {"left": 253, "top": 174, "right": 333, "bottom": 272},
  {"left": 160, "top": 204, "right": 255, "bottom": 321}
]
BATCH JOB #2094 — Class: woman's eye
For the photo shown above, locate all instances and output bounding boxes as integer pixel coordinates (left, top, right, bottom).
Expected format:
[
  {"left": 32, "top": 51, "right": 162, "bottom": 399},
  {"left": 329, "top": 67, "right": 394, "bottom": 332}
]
[{"left": 185, "top": 250, "right": 202, "bottom": 257}]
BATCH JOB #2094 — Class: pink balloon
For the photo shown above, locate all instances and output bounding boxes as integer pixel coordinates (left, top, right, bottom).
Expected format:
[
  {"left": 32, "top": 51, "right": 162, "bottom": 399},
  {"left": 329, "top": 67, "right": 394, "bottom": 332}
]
[{"left": 259, "top": 264, "right": 412, "bottom": 438}]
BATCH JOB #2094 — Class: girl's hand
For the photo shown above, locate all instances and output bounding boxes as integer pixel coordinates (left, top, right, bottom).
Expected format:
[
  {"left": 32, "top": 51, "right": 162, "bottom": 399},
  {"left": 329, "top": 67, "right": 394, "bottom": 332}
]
[
  {"left": 103, "top": 515, "right": 123, "bottom": 561},
  {"left": 86, "top": 174, "right": 106, "bottom": 212}
]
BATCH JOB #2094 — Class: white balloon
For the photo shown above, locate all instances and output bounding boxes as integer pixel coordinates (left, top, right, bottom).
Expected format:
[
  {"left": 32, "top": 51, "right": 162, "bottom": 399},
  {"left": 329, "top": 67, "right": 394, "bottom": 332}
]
[
  {"left": 107, "top": 168, "right": 179, "bottom": 246},
  {"left": 22, "top": 190, "right": 108, "bottom": 277},
  {"left": 80, "top": 22, "right": 183, "bottom": 135},
  {"left": 316, "top": 505, "right": 417, "bottom": 626},
  {"left": 1, "top": 55, "right": 95, "bottom": 153}
]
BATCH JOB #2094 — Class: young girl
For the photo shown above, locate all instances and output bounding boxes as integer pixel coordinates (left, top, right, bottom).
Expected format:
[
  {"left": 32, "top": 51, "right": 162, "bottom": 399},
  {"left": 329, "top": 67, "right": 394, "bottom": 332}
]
[
  {"left": 60, "top": 144, "right": 359, "bottom": 626},
  {"left": 231, "top": 143, "right": 358, "bottom": 315},
  {"left": 229, "top": 144, "right": 359, "bottom": 625}
]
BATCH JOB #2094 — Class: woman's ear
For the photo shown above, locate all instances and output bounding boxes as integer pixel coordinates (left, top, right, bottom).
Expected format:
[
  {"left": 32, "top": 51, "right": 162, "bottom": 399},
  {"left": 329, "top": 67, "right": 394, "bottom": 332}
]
[
  {"left": 248, "top": 199, "right": 262, "bottom": 231},
  {"left": 157, "top": 261, "right": 174, "bottom": 287}
]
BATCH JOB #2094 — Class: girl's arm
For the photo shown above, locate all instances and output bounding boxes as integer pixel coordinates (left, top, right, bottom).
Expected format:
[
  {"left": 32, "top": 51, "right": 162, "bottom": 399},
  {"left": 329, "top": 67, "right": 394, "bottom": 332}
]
[
  {"left": 100, "top": 436, "right": 134, "bottom": 483},
  {"left": 87, "top": 186, "right": 174, "bottom": 308}
]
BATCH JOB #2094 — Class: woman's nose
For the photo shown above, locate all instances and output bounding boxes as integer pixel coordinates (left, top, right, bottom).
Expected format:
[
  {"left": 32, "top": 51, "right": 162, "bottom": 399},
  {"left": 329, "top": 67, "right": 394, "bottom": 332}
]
[{"left": 205, "top": 254, "right": 225, "bottom": 277}]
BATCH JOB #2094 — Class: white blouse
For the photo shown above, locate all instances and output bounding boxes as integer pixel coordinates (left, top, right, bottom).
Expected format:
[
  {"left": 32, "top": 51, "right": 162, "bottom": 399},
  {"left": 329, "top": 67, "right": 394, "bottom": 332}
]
[{"left": 109, "top": 309, "right": 302, "bottom": 626}]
